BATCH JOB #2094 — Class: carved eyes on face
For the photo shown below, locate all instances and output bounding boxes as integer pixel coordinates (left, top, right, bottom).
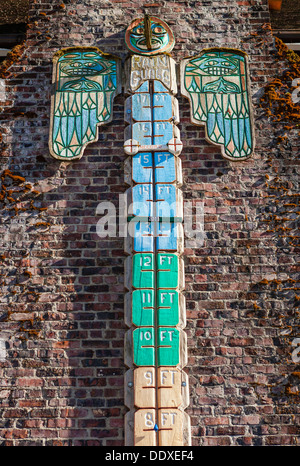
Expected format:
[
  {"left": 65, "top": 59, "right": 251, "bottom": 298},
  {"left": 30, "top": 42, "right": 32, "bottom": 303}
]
[
  {"left": 153, "top": 25, "right": 165, "bottom": 34},
  {"left": 208, "top": 60, "right": 231, "bottom": 66},
  {"left": 125, "top": 17, "right": 174, "bottom": 54},
  {"left": 132, "top": 23, "right": 167, "bottom": 36},
  {"left": 61, "top": 59, "right": 113, "bottom": 76}
]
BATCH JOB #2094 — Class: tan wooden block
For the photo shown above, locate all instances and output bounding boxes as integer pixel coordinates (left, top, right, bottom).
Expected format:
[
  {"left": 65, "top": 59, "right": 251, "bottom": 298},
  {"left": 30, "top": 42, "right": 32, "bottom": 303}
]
[
  {"left": 134, "top": 367, "right": 156, "bottom": 408},
  {"left": 158, "top": 408, "right": 183, "bottom": 446},
  {"left": 157, "top": 367, "right": 182, "bottom": 408},
  {"left": 125, "top": 55, "right": 177, "bottom": 95},
  {"left": 134, "top": 409, "right": 157, "bottom": 446}
]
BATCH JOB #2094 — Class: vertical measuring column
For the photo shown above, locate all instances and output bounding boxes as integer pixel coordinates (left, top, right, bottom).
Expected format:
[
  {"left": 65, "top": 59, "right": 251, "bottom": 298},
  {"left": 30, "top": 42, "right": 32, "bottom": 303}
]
[{"left": 123, "top": 50, "right": 190, "bottom": 447}]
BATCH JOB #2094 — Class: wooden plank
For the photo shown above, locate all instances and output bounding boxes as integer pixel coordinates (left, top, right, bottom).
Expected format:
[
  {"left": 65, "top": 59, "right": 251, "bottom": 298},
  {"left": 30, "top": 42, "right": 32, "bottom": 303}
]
[
  {"left": 158, "top": 408, "right": 183, "bottom": 446},
  {"left": 157, "top": 367, "right": 183, "bottom": 408},
  {"left": 134, "top": 367, "right": 156, "bottom": 408},
  {"left": 180, "top": 49, "right": 255, "bottom": 161},
  {"left": 134, "top": 409, "right": 157, "bottom": 446}
]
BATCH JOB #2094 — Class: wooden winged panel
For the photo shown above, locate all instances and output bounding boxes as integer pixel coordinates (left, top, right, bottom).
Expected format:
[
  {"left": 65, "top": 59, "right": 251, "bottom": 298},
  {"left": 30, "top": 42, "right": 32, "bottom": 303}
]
[
  {"left": 181, "top": 48, "right": 255, "bottom": 161},
  {"left": 49, "top": 47, "right": 121, "bottom": 160}
]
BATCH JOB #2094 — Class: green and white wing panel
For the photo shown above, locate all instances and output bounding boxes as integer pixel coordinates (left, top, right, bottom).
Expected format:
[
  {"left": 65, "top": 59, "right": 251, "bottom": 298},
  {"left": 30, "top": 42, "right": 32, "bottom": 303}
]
[
  {"left": 49, "top": 48, "right": 121, "bottom": 160},
  {"left": 181, "top": 48, "right": 255, "bottom": 161}
]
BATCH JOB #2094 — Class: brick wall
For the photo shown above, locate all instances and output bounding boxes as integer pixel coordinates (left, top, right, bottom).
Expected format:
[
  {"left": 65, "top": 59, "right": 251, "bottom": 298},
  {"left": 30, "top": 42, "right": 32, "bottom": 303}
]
[{"left": 0, "top": 0, "right": 299, "bottom": 446}]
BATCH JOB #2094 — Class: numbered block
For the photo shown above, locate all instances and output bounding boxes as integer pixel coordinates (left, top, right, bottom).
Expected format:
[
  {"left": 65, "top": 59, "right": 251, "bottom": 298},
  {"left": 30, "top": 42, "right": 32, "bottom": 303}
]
[
  {"left": 154, "top": 152, "right": 181, "bottom": 184},
  {"left": 126, "top": 222, "right": 183, "bottom": 255},
  {"left": 132, "top": 152, "right": 153, "bottom": 184},
  {"left": 157, "top": 367, "right": 184, "bottom": 408},
  {"left": 131, "top": 289, "right": 179, "bottom": 327},
  {"left": 133, "top": 221, "right": 154, "bottom": 253},
  {"left": 124, "top": 89, "right": 151, "bottom": 125},
  {"left": 130, "top": 152, "right": 182, "bottom": 186},
  {"left": 134, "top": 367, "right": 156, "bottom": 408},
  {"left": 133, "top": 327, "right": 155, "bottom": 366},
  {"left": 157, "top": 327, "right": 180, "bottom": 366},
  {"left": 134, "top": 409, "right": 157, "bottom": 446},
  {"left": 129, "top": 153, "right": 182, "bottom": 186},
  {"left": 156, "top": 222, "right": 182, "bottom": 252},
  {"left": 132, "top": 92, "right": 151, "bottom": 121},
  {"left": 157, "top": 253, "right": 179, "bottom": 289},
  {"left": 132, "top": 289, "right": 155, "bottom": 327},
  {"left": 132, "top": 121, "right": 152, "bottom": 145},
  {"left": 133, "top": 327, "right": 180, "bottom": 367},
  {"left": 155, "top": 184, "right": 176, "bottom": 216},
  {"left": 157, "top": 289, "right": 179, "bottom": 326},
  {"left": 132, "top": 253, "right": 154, "bottom": 289},
  {"left": 128, "top": 289, "right": 184, "bottom": 328},
  {"left": 153, "top": 121, "right": 174, "bottom": 146},
  {"left": 155, "top": 152, "right": 176, "bottom": 183},
  {"left": 158, "top": 409, "right": 183, "bottom": 446},
  {"left": 127, "top": 253, "right": 184, "bottom": 291},
  {"left": 131, "top": 183, "right": 153, "bottom": 217},
  {"left": 152, "top": 92, "right": 172, "bottom": 121}
]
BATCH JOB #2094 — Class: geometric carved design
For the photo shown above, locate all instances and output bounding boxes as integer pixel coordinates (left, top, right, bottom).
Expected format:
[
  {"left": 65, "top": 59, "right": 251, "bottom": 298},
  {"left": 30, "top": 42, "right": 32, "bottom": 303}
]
[
  {"left": 49, "top": 47, "right": 121, "bottom": 160},
  {"left": 124, "top": 15, "right": 190, "bottom": 447},
  {"left": 181, "top": 48, "right": 255, "bottom": 160}
]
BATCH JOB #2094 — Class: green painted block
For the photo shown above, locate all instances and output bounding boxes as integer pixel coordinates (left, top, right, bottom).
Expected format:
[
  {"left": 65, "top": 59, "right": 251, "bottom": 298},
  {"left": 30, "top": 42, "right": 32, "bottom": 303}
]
[
  {"left": 133, "top": 327, "right": 155, "bottom": 366},
  {"left": 132, "top": 253, "right": 154, "bottom": 289},
  {"left": 133, "top": 326, "right": 180, "bottom": 367},
  {"left": 157, "top": 253, "right": 178, "bottom": 288},
  {"left": 132, "top": 289, "right": 179, "bottom": 327},
  {"left": 132, "top": 289, "right": 155, "bottom": 326},
  {"left": 157, "top": 327, "right": 180, "bottom": 366},
  {"left": 157, "top": 289, "right": 179, "bottom": 326}
]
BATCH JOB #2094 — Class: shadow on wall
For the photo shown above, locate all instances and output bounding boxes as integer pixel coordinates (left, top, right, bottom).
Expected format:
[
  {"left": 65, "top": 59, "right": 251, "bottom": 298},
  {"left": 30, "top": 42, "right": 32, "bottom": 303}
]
[{"left": 0, "top": 48, "right": 128, "bottom": 441}]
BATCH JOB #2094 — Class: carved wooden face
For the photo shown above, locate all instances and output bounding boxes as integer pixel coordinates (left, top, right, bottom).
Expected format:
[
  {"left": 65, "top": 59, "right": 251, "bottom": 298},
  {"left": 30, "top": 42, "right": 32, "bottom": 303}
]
[
  {"left": 58, "top": 51, "right": 115, "bottom": 77},
  {"left": 125, "top": 16, "right": 175, "bottom": 55}
]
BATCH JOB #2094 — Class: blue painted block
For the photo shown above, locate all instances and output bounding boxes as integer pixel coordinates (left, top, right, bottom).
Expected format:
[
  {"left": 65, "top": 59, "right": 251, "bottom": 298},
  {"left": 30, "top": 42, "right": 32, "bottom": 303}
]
[
  {"left": 155, "top": 184, "right": 177, "bottom": 218},
  {"left": 153, "top": 81, "right": 168, "bottom": 93},
  {"left": 153, "top": 93, "right": 172, "bottom": 121},
  {"left": 156, "top": 223, "right": 178, "bottom": 251},
  {"left": 133, "top": 222, "right": 154, "bottom": 252},
  {"left": 154, "top": 152, "right": 176, "bottom": 183},
  {"left": 132, "top": 93, "right": 151, "bottom": 121},
  {"left": 153, "top": 122, "right": 173, "bottom": 145},
  {"left": 132, "top": 152, "right": 153, "bottom": 184},
  {"left": 135, "top": 81, "right": 149, "bottom": 93},
  {"left": 132, "top": 121, "right": 152, "bottom": 146},
  {"left": 132, "top": 183, "right": 153, "bottom": 217}
]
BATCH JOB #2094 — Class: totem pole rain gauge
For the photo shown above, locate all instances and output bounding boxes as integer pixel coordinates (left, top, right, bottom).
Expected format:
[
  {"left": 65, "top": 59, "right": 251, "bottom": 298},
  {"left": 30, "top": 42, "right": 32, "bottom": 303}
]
[{"left": 49, "top": 15, "right": 254, "bottom": 446}]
